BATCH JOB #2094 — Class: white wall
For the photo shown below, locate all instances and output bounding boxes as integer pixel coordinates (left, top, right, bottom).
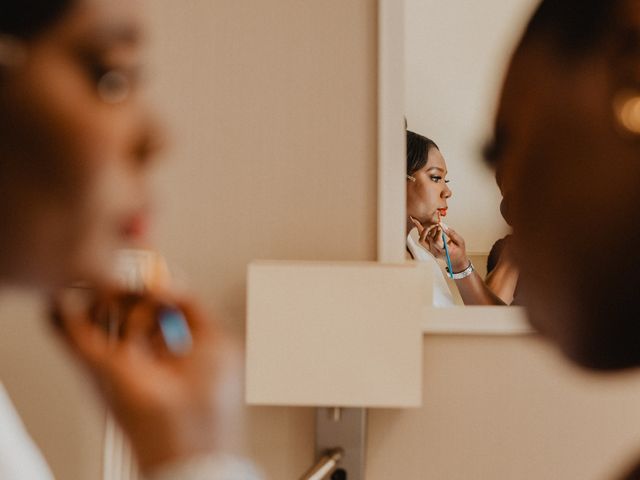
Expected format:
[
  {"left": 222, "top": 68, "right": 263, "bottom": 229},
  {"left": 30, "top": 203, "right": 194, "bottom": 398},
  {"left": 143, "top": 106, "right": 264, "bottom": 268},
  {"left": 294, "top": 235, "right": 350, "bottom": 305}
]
[{"left": 405, "top": 0, "right": 538, "bottom": 252}]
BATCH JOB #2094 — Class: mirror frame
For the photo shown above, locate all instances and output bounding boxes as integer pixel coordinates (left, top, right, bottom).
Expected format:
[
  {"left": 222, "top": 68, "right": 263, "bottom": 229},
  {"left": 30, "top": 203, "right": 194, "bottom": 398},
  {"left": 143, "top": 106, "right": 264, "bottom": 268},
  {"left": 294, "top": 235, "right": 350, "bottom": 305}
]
[{"left": 377, "top": 0, "right": 406, "bottom": 263}]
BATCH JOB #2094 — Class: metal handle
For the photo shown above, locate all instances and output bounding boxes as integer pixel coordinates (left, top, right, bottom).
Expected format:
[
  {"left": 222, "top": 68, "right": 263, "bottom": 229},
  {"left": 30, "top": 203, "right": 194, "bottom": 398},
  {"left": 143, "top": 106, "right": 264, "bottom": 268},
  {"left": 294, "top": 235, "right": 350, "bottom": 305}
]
[{"left": 298, "top": 448, "right": 344, "bottom": 480}]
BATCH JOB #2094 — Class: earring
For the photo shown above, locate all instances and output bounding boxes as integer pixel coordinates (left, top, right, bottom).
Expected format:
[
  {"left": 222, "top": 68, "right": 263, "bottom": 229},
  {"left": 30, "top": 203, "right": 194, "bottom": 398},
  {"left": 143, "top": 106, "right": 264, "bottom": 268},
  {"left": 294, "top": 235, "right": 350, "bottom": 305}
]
[
  {"left": 613, "top": 89, "right": 640, "bottom": 135},
  {"left": 0, "top": 35, "right": 26, "bottom": 68},
  {"left": 406, "top": 175, "right": 416, "bottom": 182}
]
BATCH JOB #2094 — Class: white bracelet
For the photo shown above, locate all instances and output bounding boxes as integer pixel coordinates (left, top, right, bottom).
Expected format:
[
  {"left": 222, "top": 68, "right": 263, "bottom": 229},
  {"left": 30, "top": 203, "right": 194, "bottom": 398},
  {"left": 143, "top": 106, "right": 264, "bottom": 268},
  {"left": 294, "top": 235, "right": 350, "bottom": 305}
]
[{"left": 450, "top": 261, "right": 474, "bottom": 280}]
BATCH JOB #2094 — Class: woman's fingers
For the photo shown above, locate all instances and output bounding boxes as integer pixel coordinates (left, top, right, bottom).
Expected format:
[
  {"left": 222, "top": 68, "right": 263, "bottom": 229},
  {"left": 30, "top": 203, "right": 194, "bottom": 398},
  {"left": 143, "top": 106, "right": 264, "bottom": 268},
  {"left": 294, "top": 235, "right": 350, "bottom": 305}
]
[
  {"left": 418, "top": 226, "right": 430, "bottom": 244},
  {"left": 50, "top": 297, "right": 110, "bottom": 370},
  {"left": 425, "top": 225, "right": 440, "bottom": 240},
  {"left": 431, "top": 226, "right": 444, "bottom": 248},
  {"left": 409, "top": 216, "right": 424, "bottom": 234},
  {"left": 443, "top": 226, "right": 465, "bottom": 248},
  {"left": 417, "top": 224, "right": 446, "bottom": 257},
  {"left": 122, "top": 297, "right": 159, "bottom": 345},
  {"left": 173, "top": 297, "right": 212, "bottom": 337}
]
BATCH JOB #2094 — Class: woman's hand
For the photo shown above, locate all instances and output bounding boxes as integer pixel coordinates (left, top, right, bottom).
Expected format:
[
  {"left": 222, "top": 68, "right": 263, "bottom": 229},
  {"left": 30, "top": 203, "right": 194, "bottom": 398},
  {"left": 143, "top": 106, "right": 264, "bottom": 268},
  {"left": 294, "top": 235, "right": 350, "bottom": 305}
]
[
  {"left": 411, "top": 217, "right": 469, "bottom": 272},
  {"left": 50, "top": 289, "right": 242, "bottom": 474},
  {"left": 440, "top": 226, "right": 470, "bottom": 272}
]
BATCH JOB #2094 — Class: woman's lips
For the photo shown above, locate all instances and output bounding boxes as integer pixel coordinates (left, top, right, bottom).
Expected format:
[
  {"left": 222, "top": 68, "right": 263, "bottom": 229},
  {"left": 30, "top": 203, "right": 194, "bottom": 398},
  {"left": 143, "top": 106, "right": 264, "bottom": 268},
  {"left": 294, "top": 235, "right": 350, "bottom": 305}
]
[
  {"left": 438, "top": 208, "right": 448, "bottom": 217},
  {"left": 120, "top": 211, "right": 150, "bottom": 241}
]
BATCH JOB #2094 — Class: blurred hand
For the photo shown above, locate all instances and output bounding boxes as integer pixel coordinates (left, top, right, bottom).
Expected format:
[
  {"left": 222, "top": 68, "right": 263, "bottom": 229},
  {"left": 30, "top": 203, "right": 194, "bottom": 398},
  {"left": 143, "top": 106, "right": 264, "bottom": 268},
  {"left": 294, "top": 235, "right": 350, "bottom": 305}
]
[{"left": 50, "top": 289, "right": 242, "bottom": 473}]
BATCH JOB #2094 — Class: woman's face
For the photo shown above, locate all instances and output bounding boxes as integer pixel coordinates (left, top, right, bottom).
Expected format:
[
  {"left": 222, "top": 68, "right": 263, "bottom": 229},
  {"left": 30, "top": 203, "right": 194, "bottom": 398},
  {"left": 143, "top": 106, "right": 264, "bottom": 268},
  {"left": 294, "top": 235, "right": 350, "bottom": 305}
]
[
  {"left": 0, "top": 0, "right": 159, "bottom": 288},
  {"left": 407, "top": 147, "right": 452, "bottom": 227},
  {"left": 490, "top": 36, "right": 640, "bottom": 369}
]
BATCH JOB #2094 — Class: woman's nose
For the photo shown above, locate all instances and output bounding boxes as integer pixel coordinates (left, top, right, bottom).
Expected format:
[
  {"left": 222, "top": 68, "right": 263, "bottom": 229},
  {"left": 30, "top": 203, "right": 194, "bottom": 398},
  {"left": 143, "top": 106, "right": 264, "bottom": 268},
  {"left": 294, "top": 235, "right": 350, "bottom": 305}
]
[
  {"left": 442, "top": 183, "right": 452, "bottom": 199},
  {"left": 132, "top": 110, "right": 166, "bottom": 169}
]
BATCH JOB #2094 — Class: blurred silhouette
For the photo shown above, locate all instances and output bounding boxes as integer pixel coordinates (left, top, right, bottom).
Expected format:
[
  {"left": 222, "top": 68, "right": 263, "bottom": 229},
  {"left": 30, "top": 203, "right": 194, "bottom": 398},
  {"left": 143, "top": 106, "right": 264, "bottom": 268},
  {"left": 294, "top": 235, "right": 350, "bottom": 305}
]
[
  {"left": 489, "top": 0, "right": 640, "bottom": 476},
  {"left": 0, "top": 1, "right": 260, "bottom": 478}
]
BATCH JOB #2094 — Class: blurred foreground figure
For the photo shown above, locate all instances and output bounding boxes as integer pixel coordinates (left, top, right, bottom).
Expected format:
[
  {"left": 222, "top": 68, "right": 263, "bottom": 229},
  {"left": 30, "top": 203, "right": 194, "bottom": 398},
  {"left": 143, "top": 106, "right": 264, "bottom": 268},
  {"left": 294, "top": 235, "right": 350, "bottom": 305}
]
[
  {"left": 0, "top": 1, "right": 260, "bottom": 478},
  {"left": 489, "top": 0, "right": 640, "bottom": 477}
]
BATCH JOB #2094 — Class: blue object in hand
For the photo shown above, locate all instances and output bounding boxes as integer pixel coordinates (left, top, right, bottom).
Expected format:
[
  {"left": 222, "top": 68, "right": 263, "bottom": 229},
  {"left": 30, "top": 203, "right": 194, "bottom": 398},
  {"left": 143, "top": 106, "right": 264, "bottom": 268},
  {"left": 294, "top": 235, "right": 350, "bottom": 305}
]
[
  {"left": 158, "top": 306, "right": 193, "bottom": 355},
  {"left": 442, "top": 231, "right": 454, "bottom": 279}
]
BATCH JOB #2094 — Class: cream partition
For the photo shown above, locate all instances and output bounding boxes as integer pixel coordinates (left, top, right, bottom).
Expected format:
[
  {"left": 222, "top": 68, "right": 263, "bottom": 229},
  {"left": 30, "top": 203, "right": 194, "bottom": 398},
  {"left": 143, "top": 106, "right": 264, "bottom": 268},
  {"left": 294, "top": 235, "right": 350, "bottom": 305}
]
[
  {"left": 246, "top": 262, "right": 428, "bottom": 408},
  {"left": 368, "top": 333, "right": 640, "bottom": 480}
]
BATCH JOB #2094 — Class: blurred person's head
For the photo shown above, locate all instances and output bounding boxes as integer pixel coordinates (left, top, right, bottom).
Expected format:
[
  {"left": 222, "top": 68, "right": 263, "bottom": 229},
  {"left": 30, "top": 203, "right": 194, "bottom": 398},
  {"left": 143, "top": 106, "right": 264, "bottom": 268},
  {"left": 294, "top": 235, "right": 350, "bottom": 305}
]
[
  {"left": 0, "top": 0, "right": 159, "bottom": 289},
  {"left": 488, "top": 0, "right": 640, "bottom": 369},
  {"left": 406, "top": 131, "right": 452, "bottom": 229}
]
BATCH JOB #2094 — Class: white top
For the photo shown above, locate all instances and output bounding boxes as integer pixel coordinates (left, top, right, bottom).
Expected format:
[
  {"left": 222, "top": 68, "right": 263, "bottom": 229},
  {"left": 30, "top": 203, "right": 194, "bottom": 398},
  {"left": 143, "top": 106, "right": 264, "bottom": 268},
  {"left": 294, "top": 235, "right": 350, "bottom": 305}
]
[
  {"left": 0, "top": 383, "right": 55, "bottom": 480},
  {"left": 406, "top": 231, "right": 456, "bottom": 307},
  {"left": 146, "top": 455, "right": 263, "bottom": 480},
  {"left": 0, "top": 382, "right": 262, "bottom": 480}
]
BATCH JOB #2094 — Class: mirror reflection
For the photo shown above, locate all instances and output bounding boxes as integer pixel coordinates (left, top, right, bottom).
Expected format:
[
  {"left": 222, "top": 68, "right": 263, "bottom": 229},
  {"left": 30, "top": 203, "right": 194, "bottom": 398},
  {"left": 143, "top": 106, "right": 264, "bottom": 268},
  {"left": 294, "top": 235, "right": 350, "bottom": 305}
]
[
  {"left": 405, "top": 132, "right": 518, "bottom": 306},
  {"left": 404, "top": 0, "right": 535, "bottom": 306}
]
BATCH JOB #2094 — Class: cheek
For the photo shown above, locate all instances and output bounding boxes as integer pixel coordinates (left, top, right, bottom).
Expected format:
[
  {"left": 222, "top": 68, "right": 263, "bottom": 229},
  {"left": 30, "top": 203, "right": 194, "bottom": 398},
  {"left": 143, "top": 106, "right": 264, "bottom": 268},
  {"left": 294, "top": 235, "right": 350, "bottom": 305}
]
[
  {"left": 509, "top": 108, "right": 640, "bottom": 367},
  {"left": 71, "top": 160, "right": 145, "bottom": 278},
  {"left": 412, "top": 182, "right": 438, "bottom": 209},
  {"left": 0, "top": 68, "right": 144, "bottom": 283}
]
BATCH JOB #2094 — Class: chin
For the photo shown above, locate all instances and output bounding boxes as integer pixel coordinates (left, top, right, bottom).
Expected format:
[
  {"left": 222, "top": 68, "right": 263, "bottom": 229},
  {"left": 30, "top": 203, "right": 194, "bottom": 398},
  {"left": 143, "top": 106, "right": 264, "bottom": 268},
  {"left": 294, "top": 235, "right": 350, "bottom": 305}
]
[
  {"left": 526, "top": 282, "right": 640, "bottom": 372},
  {"left": 420, "top": 213, "right": 439, "bottom": 227},
  {"left": 573, "top": 309, "right": 640, "bottom": 372},
  {"left": 65, "top": 233, "right": 124, "bottom": 285},
  {"left": 560, "top": 335, "right": 640, "bottom": 372}
]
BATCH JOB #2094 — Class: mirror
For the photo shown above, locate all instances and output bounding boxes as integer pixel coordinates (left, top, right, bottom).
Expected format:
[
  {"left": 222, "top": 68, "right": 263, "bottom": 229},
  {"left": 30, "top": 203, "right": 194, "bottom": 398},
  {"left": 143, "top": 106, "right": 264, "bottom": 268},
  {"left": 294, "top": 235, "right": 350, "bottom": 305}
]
[{"left": 403, "top": 0, "right": 538, "bottom": 306}]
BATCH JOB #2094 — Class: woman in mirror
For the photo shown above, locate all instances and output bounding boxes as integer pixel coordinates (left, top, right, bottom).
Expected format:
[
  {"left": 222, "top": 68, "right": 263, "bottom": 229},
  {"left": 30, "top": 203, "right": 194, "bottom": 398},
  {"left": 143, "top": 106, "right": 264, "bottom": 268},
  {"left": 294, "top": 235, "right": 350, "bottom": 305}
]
[
  {"left": 490, "top": 0, "right": 640, "bottom": 476},
  {"left": 0, "top": 1, "right": 259, "bottom": 478},
  {"left": 406, "top": 131, "right": 507, "bottom": 306}
]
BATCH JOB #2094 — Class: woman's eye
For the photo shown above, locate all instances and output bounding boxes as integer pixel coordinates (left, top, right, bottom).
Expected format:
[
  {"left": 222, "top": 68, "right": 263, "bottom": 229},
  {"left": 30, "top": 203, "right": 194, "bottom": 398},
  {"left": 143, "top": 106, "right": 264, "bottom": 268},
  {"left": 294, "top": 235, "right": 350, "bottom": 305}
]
[
  {"left": 430, "top": 176, "right": 451, "bottom": 184},
  {"left": 88, "top": 60, "right": 139, "bottom": 104},
  {"left": 96, "top": 69, "right": 131, "bottom": 104}
]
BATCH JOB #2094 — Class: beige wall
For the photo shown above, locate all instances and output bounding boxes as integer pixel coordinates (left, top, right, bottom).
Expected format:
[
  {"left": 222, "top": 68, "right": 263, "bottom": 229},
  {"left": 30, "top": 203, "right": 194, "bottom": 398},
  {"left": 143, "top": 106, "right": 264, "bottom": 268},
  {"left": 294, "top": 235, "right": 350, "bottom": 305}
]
[
  {"left": 145, "top": 1, "right": 378, "bottom": 477},
  {"left": 0, "top": 291, "right": 105, "bottom": 480},
  {"left": 0, "top": 1, "right": 378, "bottom": 479},
  {"left": 146, "top": 0, "right": 378, "bottom": 328},
  {"left": 368, "top": 336, "right": 640, "bottom": 479},
  {"left": 405, "top": 0, "right": 538, "bottom": 252}
]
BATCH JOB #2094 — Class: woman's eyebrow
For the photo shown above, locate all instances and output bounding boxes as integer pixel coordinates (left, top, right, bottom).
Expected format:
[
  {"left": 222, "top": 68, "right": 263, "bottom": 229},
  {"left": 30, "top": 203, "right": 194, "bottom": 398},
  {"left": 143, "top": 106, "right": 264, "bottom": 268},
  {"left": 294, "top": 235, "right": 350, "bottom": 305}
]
[
  {"left": 426, "top": 166, "right": 446, "bottom": 173},
  {"left": 84, "top": 23, "right": 141, "bottom": 46}
]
